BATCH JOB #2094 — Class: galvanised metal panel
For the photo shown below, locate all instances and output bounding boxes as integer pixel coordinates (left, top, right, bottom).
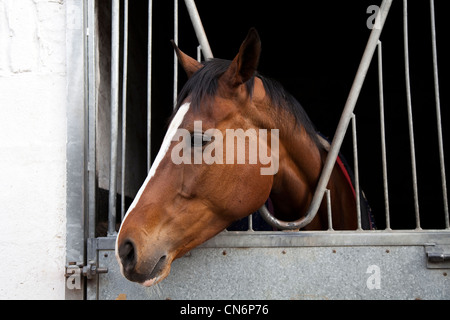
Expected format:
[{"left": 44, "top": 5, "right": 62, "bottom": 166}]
[
  {"left": 88, "top": 232, "right": 450, "bottom": 300},
  {"left": 96, "top": 246, "right": 449, "bottom": 300},
  {"left": 65, "top": 0, "right": 89, "bottom": 300}
]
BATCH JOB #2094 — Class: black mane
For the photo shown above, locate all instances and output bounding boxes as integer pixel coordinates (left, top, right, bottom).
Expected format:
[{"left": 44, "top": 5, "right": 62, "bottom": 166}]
[{"left": 174, "top": 58, "right": 321, "bottom": 148}]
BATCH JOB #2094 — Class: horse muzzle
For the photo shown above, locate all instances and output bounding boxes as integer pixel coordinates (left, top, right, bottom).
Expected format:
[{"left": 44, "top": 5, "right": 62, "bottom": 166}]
[{"left": 117, "top": 237, "right": 171, "bottom": 286}]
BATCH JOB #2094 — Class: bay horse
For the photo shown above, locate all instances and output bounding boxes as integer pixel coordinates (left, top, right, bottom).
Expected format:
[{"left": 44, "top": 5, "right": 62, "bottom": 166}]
[{"left": 116, "top": 29, "right": 359, "bottom": 286}]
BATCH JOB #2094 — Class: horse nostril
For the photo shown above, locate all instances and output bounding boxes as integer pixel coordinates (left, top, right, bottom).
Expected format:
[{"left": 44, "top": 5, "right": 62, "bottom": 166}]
[{"left": 119, "top": 239, "right": 136, "bottom": 272}]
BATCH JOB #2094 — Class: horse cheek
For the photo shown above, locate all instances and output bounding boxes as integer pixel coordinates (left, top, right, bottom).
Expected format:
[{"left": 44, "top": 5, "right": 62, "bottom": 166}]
[{"left": 231, "top": 166, "right": 273, "bottom": 217}]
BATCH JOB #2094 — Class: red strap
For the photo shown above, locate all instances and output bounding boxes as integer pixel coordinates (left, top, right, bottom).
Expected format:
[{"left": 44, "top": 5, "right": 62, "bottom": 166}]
[{"left": 336, "top": 155, "right": 356, "bottom": 199}]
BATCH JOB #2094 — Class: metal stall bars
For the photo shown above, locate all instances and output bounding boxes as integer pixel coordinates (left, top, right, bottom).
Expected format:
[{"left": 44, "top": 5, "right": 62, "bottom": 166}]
[
  {"left": 108, "top": 0, "right": 120, "bottom": 236},
  {"left": 259, "top": 0, "right": 450, "bottom": 232},
  {"left": 107, "top": 0, "right": 214, "bottom": 235},
  {"left": 259, "top": 0, "right": 393, "bottom": 230},
  {"left": 77, "top": 0, "right": 450, "bottom": 300},
  {"left": 403, "top": 0, "right": 420, "bottom": 229},
  {"left": 81, "top": 0, "right": 216, "bottom": 298},
  {"left": 103, "top": 0, "right": 450, "bottom": 236},
  {"left": 377, "top": 40, "right": 391, "bottom": 230},
  {"left": 121, "top": 0, "right": 129, "bottom": 220},
  {"left": 430, "top": 0, "right": 449, "bottom": 229},
  {"left": 147, "top": 0, "right": 152, "bottom": 172},
  {"left": 379, "top": 0, "right": 449, "bottom": 230}
]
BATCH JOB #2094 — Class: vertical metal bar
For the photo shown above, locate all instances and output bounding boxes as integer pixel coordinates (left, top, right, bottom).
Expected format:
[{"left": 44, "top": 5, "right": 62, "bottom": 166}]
[
  {"left": 183, "top": 0, "right": 213, "bottom": 60},
  {"left": 326, "top": 189, "right": 333, "bottom": 231},
  {"left": 351, "top": 114, "right": 362, "bottom": 230},
  {"left": 377, "top": 40, "right": 391, "bottom": 230},
  {"left": 147, "top": 0, "right": 153, "bottom": 171},
  {"left": 173, "top": 0, "right": 178, "bottom": 107},
  {"left": 66, "top": 0, "right": 89, "bottom": 300},
  {"left": 197, "top": 45, "right": 202, "bottom": 62},
  {"left": 248, "top": 214, "right": 253, "bottom": 232},
  {"left": 403, "top": 0, "right": 421, "bottom": 229},
  {"left": 108, "top": 0, "right": 120, "bottom": 236},
  {"left": 86, "top": 0, "right": 97, "bottom": 242},
  {"left": 430, "top": 0, "right": 449, "bottom": 229},
  {"left": 121, "top": 0, "right": 129, "bottom": 220},
  {"left": 85, "top": 0, "right": 100, "bottom": 300}
]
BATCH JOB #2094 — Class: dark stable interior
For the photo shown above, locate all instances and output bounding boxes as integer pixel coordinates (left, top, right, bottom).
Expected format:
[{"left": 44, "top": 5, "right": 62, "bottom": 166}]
[{"left": 97, "top": 0, "right": 449, "bottom": 233}]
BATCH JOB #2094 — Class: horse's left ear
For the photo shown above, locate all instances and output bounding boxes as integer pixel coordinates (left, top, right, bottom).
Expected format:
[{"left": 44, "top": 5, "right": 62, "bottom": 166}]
[
  {"left": 171, "top": 40, "right": 203, "bottom": 78},
  {"left": 223, "top": 28, "right": 261, "bottom": 88}
]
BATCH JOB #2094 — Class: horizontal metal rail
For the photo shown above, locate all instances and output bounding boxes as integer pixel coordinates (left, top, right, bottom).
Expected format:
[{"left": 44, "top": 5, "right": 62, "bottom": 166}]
[{"left": 94, "top": 230, "right": 450, "bottom": 251}]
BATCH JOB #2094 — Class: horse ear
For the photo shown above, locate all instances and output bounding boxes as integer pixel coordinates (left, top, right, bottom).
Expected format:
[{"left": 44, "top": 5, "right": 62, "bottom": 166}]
[
  {"left": 223, "top": 28, "right": 261, "bottom": 88},
  {"left": 171, "top": 40, "right": 203, "bottom": 78}
]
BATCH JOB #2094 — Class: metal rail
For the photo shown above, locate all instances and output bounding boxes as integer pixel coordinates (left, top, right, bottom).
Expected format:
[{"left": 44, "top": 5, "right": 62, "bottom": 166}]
[
  {"left": 351, "top": 114, "right": 362, "bottom": 230},
  {"left": 403, "top": 0, "right": 421, "bottom": 229},
  {"left": 377, "top": 40, "right": 391, "bottom": 230},
  {"left": 108, "top": 0, "right": 212, "bottom": 233},
  {"left": 147, "top": 0, "right": 153, "bottom": 172},
  {"left": 430, "top": 0, "right": 449, "bottom": 229},
  {"left": 173, "top": 0, "right": 178, "bottom": 107},
  {"left": 184, "top": 0, "right": 213, "bottom": 60},
  {"left": 108, "top": 0, "right": 120, "bottom": 236},
  {"left": 121, "top": 0, "right": 129, "bottom": 220},
  {"left": 260, "top": 0, "right": 449, "bottom": 231}
]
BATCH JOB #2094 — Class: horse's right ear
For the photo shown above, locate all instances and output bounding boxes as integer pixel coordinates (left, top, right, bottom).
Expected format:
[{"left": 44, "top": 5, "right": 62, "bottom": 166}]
[
  {"left": 222, "top": 28, "right": 261, "bottom": 88},
  {"left": 171, "top": 40, "right": 203, "bottom": 78}
]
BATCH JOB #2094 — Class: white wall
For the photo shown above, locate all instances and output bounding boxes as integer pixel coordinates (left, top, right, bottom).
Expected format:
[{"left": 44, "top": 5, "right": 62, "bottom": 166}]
[{"left": 0, "top": 0, "right": 68, "bottom": 299}]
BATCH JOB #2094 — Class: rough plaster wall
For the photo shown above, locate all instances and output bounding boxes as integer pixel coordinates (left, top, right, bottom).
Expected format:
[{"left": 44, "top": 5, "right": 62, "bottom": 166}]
[{"left": 0, "top": 0, "right": 67, "bottom": 299}]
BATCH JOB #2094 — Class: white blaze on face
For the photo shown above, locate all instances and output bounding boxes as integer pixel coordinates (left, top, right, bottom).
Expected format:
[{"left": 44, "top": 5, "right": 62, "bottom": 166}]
[{"left": 115, "top": 103, "right": 191, "bottom": 264}]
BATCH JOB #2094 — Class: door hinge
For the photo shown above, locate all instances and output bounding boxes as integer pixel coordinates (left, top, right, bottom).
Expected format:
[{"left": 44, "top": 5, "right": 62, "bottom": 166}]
[
  {"left": 65, "top": 260, "right": 108, "bottom": 280},
  {"left": 426, "top": 245, "right": 450, "bottom": 269}
]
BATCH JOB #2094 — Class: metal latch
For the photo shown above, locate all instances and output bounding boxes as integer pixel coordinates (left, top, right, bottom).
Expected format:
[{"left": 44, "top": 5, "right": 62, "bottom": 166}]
[
  {"left": 426, "top": 245, "right": 450, "bottom": 269},
  {"left": 65, "top": 260, "right": 108, "bottom": 279}
]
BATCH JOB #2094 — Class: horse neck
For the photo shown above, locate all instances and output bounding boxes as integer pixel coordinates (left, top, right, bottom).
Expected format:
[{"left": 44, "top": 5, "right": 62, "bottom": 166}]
[
  {"left": 264, "top": 108, "right": 324, "bottom": 221},
  {"left": 263, "top": 108, "right": 356, "bottom": 229}
]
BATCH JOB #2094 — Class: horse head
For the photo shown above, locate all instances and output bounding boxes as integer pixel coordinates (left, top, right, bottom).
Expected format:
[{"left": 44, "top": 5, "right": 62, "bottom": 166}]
[{"left": 116, "top": 29, "right": 278, "bottom": 286}]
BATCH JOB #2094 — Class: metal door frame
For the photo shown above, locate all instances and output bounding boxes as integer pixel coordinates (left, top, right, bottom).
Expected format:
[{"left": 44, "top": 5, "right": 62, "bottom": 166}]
[{"left": 65, "top": 0, "right": 97, "bottom": 300}]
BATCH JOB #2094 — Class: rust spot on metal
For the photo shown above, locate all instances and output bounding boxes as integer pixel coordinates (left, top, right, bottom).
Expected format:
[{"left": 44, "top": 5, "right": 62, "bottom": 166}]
[{"left": 115, "top": 293, "right": 127, "bottom": 300}]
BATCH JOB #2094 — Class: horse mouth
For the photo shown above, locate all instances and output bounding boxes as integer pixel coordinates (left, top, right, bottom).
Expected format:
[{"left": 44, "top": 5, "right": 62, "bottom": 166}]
[{"left": 141, "top": 255, "right": 169, "bottom": 287}]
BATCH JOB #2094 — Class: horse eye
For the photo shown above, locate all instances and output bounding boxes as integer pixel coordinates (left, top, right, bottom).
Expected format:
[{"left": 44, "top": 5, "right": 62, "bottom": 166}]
[{"left": 191, "top": 133, "right": 210, "bottom": 147}]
